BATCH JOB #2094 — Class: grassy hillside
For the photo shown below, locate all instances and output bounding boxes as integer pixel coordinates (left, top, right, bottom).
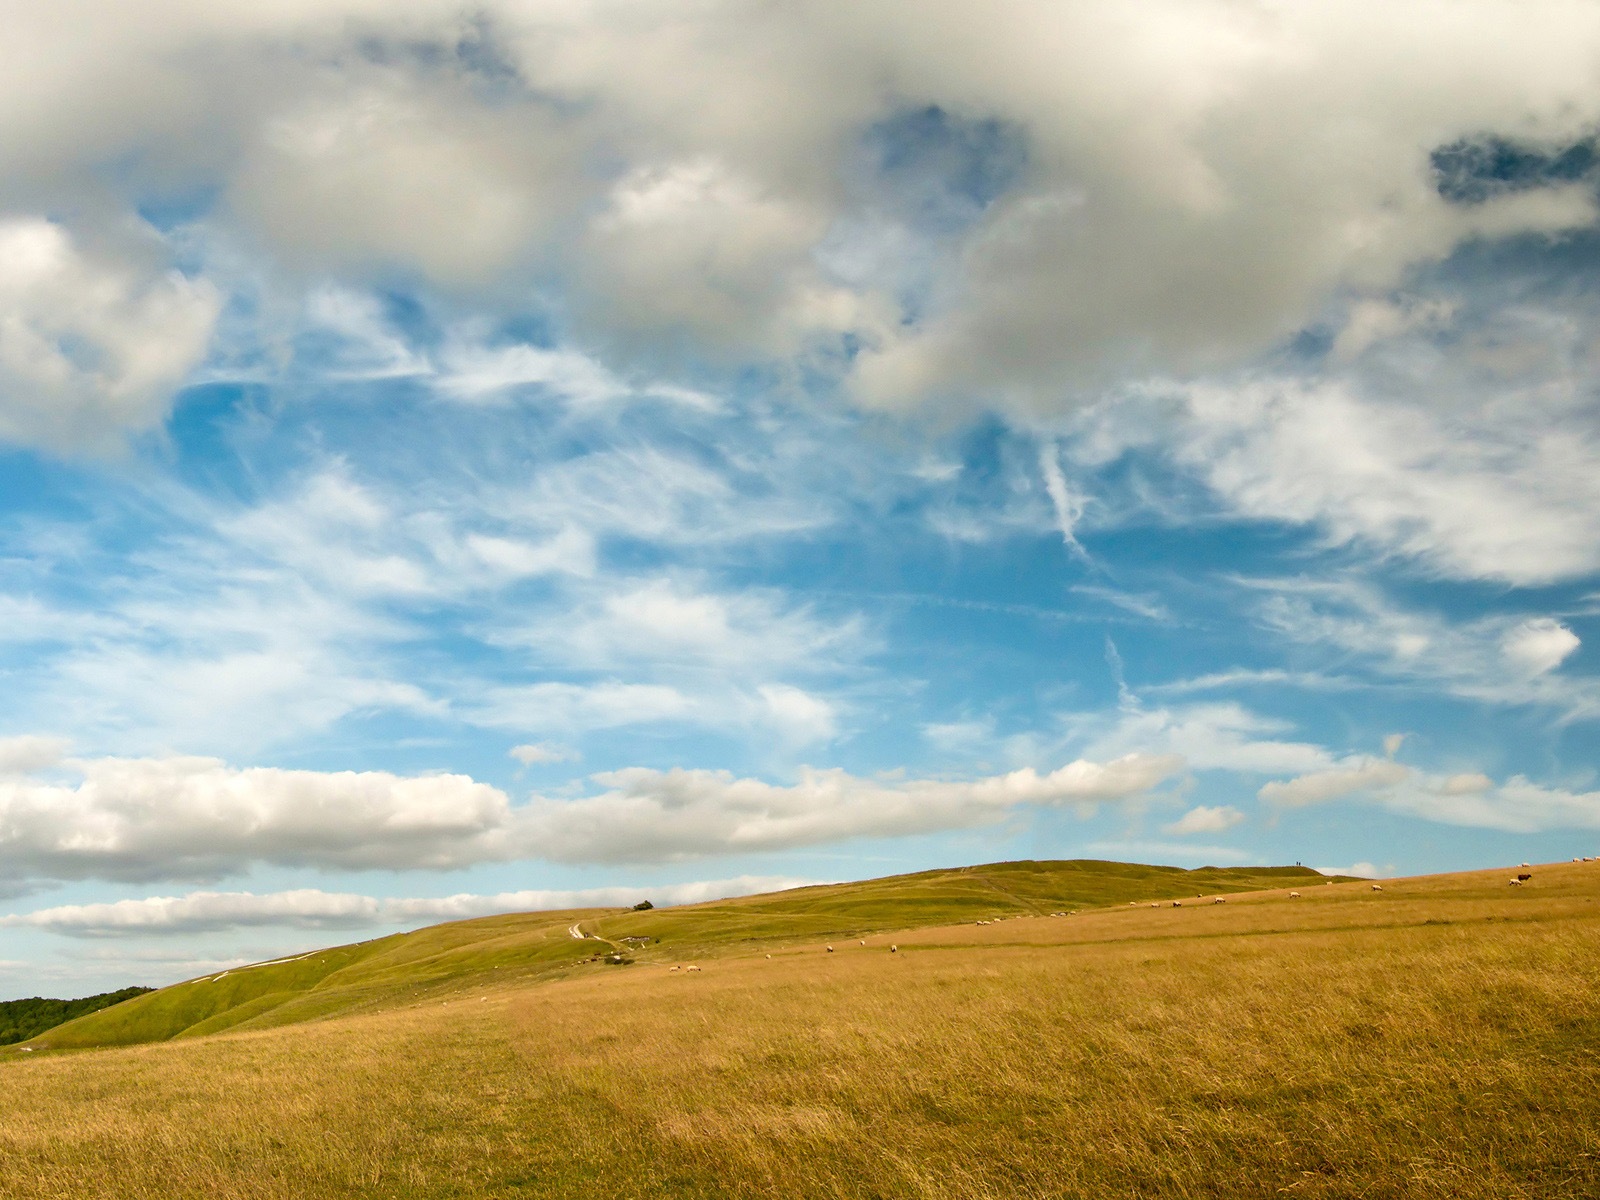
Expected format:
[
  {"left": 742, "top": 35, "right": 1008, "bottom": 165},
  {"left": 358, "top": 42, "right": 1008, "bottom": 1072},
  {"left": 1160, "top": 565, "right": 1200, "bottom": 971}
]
[
  {"left": 18, "top": 859, "right": 1327, "bottom": 1050},
  {"left": 9, "top": 859, "right": 1596, "bottom": 1198}
]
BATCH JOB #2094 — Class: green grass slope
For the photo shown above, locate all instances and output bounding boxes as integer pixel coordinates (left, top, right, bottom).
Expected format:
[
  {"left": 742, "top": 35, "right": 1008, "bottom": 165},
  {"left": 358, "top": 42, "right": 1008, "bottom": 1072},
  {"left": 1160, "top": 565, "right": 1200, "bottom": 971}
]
[{"left": 23, "top": 859, "right": 1333, "bottom": 1052}]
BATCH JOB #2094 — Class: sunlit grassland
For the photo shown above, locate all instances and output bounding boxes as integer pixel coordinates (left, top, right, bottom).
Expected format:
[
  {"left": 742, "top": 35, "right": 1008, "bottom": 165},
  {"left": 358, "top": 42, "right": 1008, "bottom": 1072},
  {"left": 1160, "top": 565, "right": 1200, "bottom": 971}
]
[{"left": 3, "top": 862, "right": 1598, "bottom": 1198}]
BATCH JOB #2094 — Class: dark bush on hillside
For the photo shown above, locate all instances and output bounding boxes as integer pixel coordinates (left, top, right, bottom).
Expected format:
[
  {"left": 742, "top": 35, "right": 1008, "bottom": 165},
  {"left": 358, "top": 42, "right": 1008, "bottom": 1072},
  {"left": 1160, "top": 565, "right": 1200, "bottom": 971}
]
[
  {"left": 0, "top": 987, "right": 154, "bottom": 1045},
  {"left": 632, "top": 900, "right": 653, "bottom": 910}
]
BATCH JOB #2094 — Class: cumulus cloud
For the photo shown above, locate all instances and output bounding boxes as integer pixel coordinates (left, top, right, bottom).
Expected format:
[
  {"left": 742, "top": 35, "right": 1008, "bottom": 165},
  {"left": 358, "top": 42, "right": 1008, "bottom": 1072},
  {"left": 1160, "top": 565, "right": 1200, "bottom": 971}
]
[
  {"left": 0, "top": 218, "right": 219, "bottom": 450},
  {"left": 2, "top": 875, "right": 812, "bottom": 937},
  {"left": 1163, "top": 805, "right": 1246, "bottom": 836},
  {"left": 0, "top": 735, "right": 69, "bottom": 776},
  {"left": 523, "top": 754, "right": 1184, "bottom": 863},
  {"left": 0, "top": 742, "right": 1188, "bottom": 886},
  {"left": 3, "top": 1, "right": 1600, "bottom": 437},
  {"left": 0, "top": 754, "right": 515, "bottom": 888}
]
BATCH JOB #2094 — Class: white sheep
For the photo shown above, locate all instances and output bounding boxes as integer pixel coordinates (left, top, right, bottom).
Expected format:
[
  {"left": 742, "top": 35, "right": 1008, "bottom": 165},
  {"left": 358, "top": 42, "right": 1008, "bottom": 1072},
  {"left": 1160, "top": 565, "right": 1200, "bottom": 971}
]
[
  {"left": 826, "top": 945, "right": 834, "bottom": 953},
  {"left": 1213, "top": 896, "right": 1227, "bottom": 904},
  {"left": 890, "top": 945, "right": 898, "bottom": 953},
  {"left": 1371, "top": 884, "right": 1384, "bottom": 892},
  {"left": 1171, "top": 900, "right": 1182, "bottom": 908},
  {"left": 1509, "top": 878, "right": 1524, "bottom": 886},
  {"left": 859, "top": 940, "right": 866, "bottom": 946},
  {"left": 686, "top": 965, "right": 702, "bottom": 973},
  {"left": 1288, "top": 891, "right": 1301, "bottom": 898}
]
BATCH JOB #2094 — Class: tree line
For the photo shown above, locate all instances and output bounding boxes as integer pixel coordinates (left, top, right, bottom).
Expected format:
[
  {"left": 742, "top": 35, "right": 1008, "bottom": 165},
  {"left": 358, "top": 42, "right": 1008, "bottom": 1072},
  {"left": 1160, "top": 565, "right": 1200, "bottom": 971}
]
[{"left": 0, "top": 987, "right": 154, "bottom": 1045}]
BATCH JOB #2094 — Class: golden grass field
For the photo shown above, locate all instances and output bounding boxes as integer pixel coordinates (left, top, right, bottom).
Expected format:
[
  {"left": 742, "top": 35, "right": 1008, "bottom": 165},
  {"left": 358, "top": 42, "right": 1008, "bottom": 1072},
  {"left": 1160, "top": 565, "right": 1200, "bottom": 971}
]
[{"left": 2, "top": 859, "right": 1598, "bottom": 1199}]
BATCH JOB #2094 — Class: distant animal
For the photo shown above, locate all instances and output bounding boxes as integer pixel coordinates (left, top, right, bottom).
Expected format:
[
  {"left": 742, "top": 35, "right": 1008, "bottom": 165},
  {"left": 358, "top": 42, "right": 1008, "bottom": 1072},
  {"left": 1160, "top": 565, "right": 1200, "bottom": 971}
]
[
  {"left": 890, "top": 945, "right": 898, "bottom": 953},
  {"left": 859, "top": 940, "right": 866, "bottom": 946},
  {"left": 1150, "top": 902, "right": 1159, "bottom": 908},
  {"left": 1371, "top": 884, "right": 1384, "bottom": 891},
  {"left": 826, "top": 945, "right": 834, "bottom": 953},
  {"left": 1517, "top": 873, "right": 1532, "bottom": 882},
  {"left": 1521, "top": 862, "right": 1530, "bottom": 868},
  {"left": 686, "top": 965, "right": 701, "bottom": 973},
  {"left": 1288, "top": 891, "right": 1301, "bottom": 898},
  {"left": 1171, "top": 900, "right": 1182, "bottom": 908},
  {"left": 1509, "top": 878, "right": 1523, "bottom": 886},
  {"left": 765, "top": 954, "right": 772, "bottom": 960},
  {"left": 1213, "top": 896, "right": 1226, "bottom": 904},
  {"left": 670, "top": 965, "right": 680, "bottom": 972}
]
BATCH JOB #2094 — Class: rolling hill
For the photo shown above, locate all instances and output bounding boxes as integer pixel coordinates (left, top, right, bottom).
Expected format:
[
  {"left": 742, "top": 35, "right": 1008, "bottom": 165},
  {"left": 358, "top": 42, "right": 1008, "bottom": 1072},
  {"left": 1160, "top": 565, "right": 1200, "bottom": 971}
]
[
  {"left": 17, "top": 859, "right": 1326, "bottom": 1050},
  {"left": 9, "top": 857, "right": 1598, "bottom": 1199}
]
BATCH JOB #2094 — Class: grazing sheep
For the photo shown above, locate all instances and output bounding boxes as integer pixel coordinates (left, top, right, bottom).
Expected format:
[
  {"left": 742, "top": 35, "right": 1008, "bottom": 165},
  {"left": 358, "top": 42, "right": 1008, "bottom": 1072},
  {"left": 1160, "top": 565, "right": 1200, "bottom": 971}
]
[
  {"left": 670, "top": 965, "right": 680, "bottom": 972},
  {"left": 766, "top": 954, "right": 772, "bottom": 959},
  {"left": 686, "top": 965, "right": 702, "bottom": 973},
  {"left": 1171, "top": 900, "right": 1182, "bottom": 908},
  {"left": 1213, "top": 896, "right": 1227, "bottom": 904},
  {"left": 1521, "top": 862, "right": 1530, "bottom": 868},
  {"left": 890, "top": 945, "right": 898, "bottom": 953},
  {"left": 1288, "top": 891, "right": 1301, "bottom": 898},
  {"left": 1517, "top": 873, "right": 1532, "bottom": 882},
  {"left": 1371, "top": 884, "right": 1384, "bottom": 891},
  {"left": 1509, "top": 878, "right": 1524, "bottom": 886},
  {"left": 826, "top": 945, "right": 834, "bottom": 953},
  {"left": 859, "top": 940, "right": 866, "bottom": 946},
  {"left": 1151, "top": 902, "right": 1160, "bottom": 908}
]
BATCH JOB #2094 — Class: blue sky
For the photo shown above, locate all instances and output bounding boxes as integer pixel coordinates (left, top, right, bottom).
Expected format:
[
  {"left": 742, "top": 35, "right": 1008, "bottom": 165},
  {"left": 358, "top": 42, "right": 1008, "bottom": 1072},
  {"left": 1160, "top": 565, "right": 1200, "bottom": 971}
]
[{"left": 4, "top": 1, "right": 1600, "bottom": 996}]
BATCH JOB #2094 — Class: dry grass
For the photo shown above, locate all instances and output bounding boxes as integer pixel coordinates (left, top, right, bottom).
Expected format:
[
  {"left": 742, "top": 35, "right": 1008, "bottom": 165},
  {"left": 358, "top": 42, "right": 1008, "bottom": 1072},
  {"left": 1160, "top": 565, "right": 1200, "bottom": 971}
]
[{"left": 3, "top": 864, "right": 1598, "bottom": 1198}]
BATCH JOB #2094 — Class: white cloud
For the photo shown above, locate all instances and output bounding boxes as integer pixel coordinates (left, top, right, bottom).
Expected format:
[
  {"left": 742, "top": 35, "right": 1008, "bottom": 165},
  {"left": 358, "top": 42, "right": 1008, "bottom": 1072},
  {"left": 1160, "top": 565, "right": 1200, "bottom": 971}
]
[
  {"left": 1259, "top": 757, "right": 1411, "bottom": 808},
  {"left": 756, "top": 684, "right": 838, "bottom": 746},
  {"left": 1073, "top": 701, "right": 1336, "bottom": 777},
  {"left": 1501, "top": 618, "right": 1580, "bottom": 676},
  {"left": 1261, "top": 758, "right": 1600, "bottom": 833},
  {"left": 0, "top": 218, "right": 219, "bottom": 450},
  {"left": 524, "top": 754, "right": 1184, "bottom": 863},
  {"left": 2, "top": 889, "right": 382, "bottom": 936},
  {"left": 510, "top": 742, "right": 578, "bottom": 766},
  {"left": 5, "top": 2, "right": 1600, "bottom": 426},
  {"left": 3, "top": 875, "right": 814, "bottom": 937},
  {"left": 0, "top": 754, "right": 515, "bottom": 887},
  {"left": 1163, "top": 805, "right": 1246, "bottom": 836},
  {"left": 1092, "top": 377, "right": 1600, "bottom": 586},
  {"left": 1234, "top": 576, "right": 1600, "bottom": 718},
  {"left": 0, "top": 735, "right": 69, "bottom": 775},
  {"left": 511, "top": 577, "right": 862, "bottom": 676}
]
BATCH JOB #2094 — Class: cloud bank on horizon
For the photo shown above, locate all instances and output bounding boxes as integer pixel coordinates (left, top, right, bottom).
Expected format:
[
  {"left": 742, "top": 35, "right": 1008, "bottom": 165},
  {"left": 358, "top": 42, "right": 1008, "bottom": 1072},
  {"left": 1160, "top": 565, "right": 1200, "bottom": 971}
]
[{"left": 2, "top": 0, "right": 1600, "bottom": 994}]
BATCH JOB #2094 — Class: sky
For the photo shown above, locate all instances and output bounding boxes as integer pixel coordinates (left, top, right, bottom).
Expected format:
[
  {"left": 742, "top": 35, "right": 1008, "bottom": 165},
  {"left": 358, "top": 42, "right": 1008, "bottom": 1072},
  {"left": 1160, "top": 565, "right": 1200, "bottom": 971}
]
[{"left": 3, "top": 0, "right": 1600, "bottom": 998}]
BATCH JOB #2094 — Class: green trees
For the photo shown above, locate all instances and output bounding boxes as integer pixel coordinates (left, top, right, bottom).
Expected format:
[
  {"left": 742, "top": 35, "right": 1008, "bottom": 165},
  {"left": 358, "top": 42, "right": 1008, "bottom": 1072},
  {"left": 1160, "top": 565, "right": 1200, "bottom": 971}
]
[{"left": 0, "top": 987, "right": 153, "bottom": 1045}]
